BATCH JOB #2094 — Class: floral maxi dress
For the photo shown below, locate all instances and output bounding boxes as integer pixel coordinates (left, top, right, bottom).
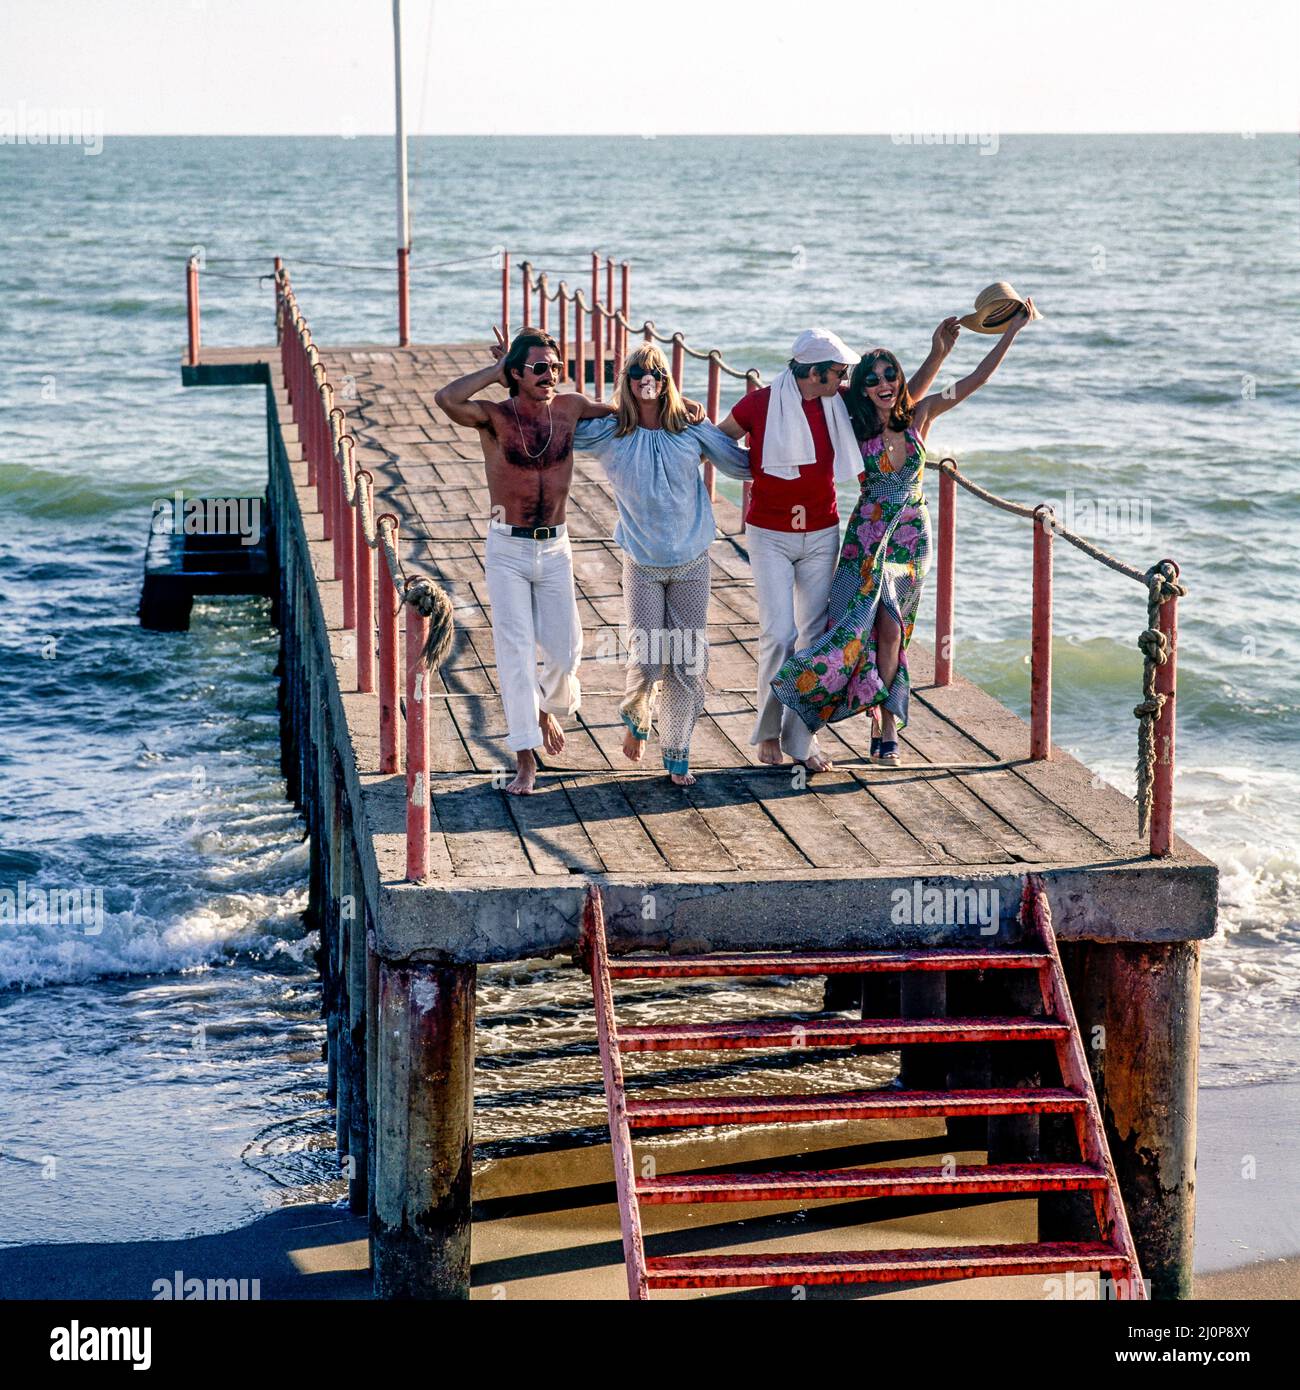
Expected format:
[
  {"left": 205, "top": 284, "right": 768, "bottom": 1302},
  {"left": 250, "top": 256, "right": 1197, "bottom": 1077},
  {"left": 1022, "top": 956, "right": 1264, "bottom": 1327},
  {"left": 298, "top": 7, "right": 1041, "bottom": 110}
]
[{"left": 771, "top": 426, "right": 932, "bottom": 733}]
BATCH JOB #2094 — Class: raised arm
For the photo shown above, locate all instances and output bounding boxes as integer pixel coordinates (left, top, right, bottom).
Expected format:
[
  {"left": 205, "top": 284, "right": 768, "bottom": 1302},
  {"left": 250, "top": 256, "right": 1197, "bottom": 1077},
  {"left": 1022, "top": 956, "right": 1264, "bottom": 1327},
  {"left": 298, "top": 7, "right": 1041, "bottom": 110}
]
[
  {"left": 913, "top": 301, "right": 1035, "bottom": 441},
  {"left": 907, "top": 316, "right": 960, "bottom": 400},
  {"left": 434, "top": 360, "right": 504, "bottom": 430}
]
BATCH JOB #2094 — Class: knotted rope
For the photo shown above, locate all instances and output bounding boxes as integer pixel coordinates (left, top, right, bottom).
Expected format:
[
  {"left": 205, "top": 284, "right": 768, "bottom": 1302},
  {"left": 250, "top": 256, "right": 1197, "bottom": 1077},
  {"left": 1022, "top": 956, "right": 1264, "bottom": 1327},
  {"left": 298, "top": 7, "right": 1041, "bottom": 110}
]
[
  {"left": 1134, "top": 561, "right": 1188, "bottom": 837},
  {"left": 403, "top": 575, "right": 456, "bottom": 672}
]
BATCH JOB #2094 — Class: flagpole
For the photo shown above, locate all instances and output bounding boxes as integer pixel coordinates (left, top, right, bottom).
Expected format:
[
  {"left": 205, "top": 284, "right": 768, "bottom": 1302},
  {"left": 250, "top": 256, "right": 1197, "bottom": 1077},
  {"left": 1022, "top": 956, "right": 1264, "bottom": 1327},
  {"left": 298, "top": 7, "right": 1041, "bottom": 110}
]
[{"left": 393, "top": 0, "right": 411, "bottom": 346}]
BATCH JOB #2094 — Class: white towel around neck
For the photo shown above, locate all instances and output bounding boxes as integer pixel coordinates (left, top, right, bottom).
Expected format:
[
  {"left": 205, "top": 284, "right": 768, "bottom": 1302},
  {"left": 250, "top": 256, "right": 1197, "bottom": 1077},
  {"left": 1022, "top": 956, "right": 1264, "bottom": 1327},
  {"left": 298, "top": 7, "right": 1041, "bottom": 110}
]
[{"left": 761, "top": 368, "right": 862, "bottom": 485}]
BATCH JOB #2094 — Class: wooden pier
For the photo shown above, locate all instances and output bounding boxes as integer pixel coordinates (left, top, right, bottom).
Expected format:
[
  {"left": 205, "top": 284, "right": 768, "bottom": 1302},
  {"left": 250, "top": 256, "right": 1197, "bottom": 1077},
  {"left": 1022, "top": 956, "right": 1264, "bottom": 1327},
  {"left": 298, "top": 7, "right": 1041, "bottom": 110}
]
[{"left": 178, "top": 271, "right": 1215, "bottom": 1300}]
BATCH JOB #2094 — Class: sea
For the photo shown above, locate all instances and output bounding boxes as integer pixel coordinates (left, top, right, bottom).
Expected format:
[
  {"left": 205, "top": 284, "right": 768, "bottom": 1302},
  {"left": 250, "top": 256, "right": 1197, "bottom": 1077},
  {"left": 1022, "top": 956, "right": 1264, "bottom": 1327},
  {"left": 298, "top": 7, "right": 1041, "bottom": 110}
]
[{"left": 1, "top": 135, "right": 1296, "bottom": 1248}]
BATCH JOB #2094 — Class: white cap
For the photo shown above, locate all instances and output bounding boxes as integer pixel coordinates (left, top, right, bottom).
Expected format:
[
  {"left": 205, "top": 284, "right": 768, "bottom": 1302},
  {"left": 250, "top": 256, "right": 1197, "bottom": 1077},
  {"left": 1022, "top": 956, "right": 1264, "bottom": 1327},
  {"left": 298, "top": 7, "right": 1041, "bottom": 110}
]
[{"left": 790, "top": 327, "right": 860, "bottom": 366}]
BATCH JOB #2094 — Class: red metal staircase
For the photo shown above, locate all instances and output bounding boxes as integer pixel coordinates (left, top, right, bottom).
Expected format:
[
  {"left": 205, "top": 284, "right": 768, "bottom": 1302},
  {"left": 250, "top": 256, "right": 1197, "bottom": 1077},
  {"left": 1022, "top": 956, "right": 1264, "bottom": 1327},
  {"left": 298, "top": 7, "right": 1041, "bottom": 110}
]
[{"left": 582, "top": 879, "right": 1146, "bottom": 1300}]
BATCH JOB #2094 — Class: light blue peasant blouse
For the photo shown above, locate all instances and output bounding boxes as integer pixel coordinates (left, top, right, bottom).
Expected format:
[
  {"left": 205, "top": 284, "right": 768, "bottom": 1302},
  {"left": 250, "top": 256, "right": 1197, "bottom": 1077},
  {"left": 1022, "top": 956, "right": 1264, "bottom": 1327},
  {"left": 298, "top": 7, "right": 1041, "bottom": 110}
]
[{"left": 573, "top": 417, "right": 751, "bottom": 568}]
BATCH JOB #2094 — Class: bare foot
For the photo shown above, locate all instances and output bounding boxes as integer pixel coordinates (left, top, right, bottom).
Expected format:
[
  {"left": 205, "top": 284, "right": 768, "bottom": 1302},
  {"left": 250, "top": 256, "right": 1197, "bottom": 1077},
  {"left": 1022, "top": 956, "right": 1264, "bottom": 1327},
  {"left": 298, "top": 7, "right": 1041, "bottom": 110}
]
[
  {"left": 670, "top": 770, "right": 696, "bottom": 787},
  {"left": 757, "top": 738, "right": 784, "bottom": 766},
  {"left": 797, "top": 751, "right": 834, "bottom": 774},
  {"left": 539, "top": 712, "right": 566, "bottom": 756},
  {"left": 506, "top": 751, "right": 537, "bottom": 795},
  {"left": 622, "top": 728, "right": 645, "bottom": 763}
]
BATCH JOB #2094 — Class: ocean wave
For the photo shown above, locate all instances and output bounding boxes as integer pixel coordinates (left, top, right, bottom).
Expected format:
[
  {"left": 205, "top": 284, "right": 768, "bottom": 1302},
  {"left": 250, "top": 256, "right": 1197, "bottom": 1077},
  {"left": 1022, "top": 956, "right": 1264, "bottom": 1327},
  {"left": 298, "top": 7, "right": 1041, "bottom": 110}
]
[
  {"left": 83, "top": 297, "right": 164, "bottom": 317},
  {"left": 0, "top": 884, "right": 310, "bottom": 992},
  {"left": 0, "top": 461, "right": 189, "bottom": 520}
]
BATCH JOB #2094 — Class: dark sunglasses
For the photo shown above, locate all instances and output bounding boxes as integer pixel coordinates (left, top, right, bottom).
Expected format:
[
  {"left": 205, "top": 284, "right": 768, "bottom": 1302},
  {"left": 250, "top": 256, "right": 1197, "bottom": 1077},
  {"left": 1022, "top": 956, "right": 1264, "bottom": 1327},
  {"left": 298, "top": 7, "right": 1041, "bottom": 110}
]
[
  {"left": 863, "top": 364, "right": 899, "bottom": 387},
  {"left": 627, "top": 365, "right": 666, "bottom": 381},
  {"left": 526, "top": 360, "right": 560, "bottom": 377}
]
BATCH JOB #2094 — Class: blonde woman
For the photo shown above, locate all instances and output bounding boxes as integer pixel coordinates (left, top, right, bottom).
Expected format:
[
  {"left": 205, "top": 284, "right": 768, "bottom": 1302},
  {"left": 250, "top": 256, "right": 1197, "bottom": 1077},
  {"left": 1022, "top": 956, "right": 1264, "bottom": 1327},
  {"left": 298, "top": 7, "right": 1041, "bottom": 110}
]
[{"left": 573, "top": 343, "right": 751, "bottom": 785}]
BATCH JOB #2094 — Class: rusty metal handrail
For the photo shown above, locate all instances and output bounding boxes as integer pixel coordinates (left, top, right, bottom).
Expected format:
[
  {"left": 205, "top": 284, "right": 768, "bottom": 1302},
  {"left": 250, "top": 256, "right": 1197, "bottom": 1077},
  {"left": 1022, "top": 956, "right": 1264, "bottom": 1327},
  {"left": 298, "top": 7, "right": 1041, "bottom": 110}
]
[
  {"left": 505, "top": 250, "right": 764, "bottom": 503},
  {"left": 929, "top": 456, "right": 1184, "bottom": 857}
]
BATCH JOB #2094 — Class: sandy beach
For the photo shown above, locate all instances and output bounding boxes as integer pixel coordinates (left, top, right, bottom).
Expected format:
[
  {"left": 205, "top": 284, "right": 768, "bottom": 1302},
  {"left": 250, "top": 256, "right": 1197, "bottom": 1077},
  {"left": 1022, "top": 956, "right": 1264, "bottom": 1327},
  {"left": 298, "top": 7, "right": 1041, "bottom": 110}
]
[{"left": 3, "top": 1081, "right": 1293, "bottom": 1301}]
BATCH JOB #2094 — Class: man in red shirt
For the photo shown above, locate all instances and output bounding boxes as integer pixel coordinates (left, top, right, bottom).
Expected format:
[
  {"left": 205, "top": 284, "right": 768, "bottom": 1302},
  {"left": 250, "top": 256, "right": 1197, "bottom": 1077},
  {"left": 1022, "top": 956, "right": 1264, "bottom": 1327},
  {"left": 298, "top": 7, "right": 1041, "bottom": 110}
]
[{"left": 719, "top": 326, "right": 953, "bottom": 771}]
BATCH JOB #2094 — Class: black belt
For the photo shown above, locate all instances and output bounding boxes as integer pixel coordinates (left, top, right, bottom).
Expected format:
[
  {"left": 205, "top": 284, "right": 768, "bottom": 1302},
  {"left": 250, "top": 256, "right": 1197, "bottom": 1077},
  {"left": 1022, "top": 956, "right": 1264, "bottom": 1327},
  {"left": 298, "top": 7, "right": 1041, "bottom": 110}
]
[{"left": 508, "top": 524, "right": 563, "bottom": 539}]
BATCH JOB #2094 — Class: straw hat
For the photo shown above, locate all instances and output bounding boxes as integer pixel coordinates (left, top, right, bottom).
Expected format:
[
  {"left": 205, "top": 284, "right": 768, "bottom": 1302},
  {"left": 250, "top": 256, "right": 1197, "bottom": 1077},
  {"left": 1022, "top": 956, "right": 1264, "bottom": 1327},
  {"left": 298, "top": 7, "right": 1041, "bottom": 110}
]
[{"left": 959, "top": 282, "right": 1042, "bottom": 334}]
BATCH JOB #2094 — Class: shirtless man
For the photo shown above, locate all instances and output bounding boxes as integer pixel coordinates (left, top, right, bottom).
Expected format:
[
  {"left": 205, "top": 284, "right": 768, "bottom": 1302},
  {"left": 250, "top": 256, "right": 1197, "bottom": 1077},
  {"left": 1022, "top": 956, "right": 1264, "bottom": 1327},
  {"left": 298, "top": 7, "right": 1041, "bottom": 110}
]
[{"left": 435, "top": 328, "right": 608, "bottom": 794}]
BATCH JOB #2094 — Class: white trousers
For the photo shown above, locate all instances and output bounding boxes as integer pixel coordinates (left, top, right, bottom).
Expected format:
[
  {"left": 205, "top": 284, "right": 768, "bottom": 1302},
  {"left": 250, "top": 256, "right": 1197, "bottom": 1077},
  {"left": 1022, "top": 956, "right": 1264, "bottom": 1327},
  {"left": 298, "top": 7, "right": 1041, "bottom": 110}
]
[
  {"left": 620, "top": 552, "right": 710, "bottom": 776},
  {"left": 484, "top": 525, "right": 583, "bottom": 753},
  {"left": 746, "top": 521, "right": 840, "bottom": 759}
]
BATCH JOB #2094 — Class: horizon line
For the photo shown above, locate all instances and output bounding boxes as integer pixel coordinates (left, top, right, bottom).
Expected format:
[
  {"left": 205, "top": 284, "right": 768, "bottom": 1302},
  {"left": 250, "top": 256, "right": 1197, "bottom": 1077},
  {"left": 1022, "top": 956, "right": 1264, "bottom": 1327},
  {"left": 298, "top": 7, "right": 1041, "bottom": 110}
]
[{"left": 13, "top": 129, "right": 1295, "bottom": 139}]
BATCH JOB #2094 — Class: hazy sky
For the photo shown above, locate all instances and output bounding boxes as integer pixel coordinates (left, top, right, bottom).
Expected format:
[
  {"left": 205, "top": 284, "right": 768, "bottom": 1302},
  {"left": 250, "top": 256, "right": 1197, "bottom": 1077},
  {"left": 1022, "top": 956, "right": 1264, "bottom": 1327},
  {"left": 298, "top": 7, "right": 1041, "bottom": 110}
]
[{"left": 2, "top": 0, "right": 1296, "bottom": 135}]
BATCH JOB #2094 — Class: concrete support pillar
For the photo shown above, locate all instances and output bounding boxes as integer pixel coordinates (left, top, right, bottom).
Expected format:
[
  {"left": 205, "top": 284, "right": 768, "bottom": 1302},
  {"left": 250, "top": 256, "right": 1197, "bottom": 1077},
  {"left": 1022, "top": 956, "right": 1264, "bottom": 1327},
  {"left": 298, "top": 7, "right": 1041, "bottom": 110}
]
[
  {"left": 987, "top": 968, "right": 1044, "bottom": 1163},
  {"left": 373, "top": 962, "right": 476, "bottom": 1300},
  {"left": 943, "top": 968, "right": 991, "bottom": 1148},
  {"left": 900, "top": 972, "right": 947, "bottom": 1090},
  {"left": 1061, "top": 939, "right": 1201, "bottom": 1300}
]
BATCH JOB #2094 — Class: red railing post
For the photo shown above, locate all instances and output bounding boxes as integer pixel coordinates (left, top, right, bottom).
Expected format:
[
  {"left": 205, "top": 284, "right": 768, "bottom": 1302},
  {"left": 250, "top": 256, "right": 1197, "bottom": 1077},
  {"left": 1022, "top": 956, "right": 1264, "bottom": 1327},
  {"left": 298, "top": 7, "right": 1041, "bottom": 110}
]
[
  {"left": 574, "top": 297, "right": 585, "bottom": 392},
  {"left": 538, "top": 273, "right": 548, "bottom": 334},
  {"left": 558, "top": 287, "right": 569, "bottom": 383},
  {"left": 272, "top": 256, "right": 283, "bottom": 339},
  {"left": 1150, "top": 561, "right": 1181, "bottom": 858},
  {"left": 501, "top": 249, "right": 510, "bottom": 341},
  {"left": 670, "top": 334, "right": 685, "bottom": 391},
  {"left": 521, "top": 262, "right": 532, "bottom": 328},
  {"left": 377, "top": 516, "right": 402, "bottom": 774},
  {"left": 405, "top": 596, "right": 430, "bottom": 881},
  {"left": 590, "top": 251, "right": 599, "bottom": 327},
  {"left": 934, "top": 465, "right": 957, "bottom": 685},
  {"left": 186, "top": 257, "right": 200, "bottom": 367},
  {"left": 612, "top": 304, "right": 625, "bottom": 383},
  {"left": 312, "top": 358, "right": 330, "bottom": 532},
  {"left": 620, "top": 261, "right": 630, "bottom": 364},
  {"left": 355, "top": 471, "right": 376, "bottom": 694},
  {"left": 605, "top": 257, "right": 615, "bottom": 350},
  {"left": 397, "top": 246, "right": 411, "bottom": 347},
  {"left": 338, "top": 429, "right": 358, "bottom": 630},
  {"left": 319, "top": 375, "right": 335, "bottom": 551},
  {"left": 1031, "top": 505, "right": 1054, "bottom": 760},
  {"left": 593, "top": 303, "right": 605, "bottom": 403},
  {"left": 704, "top": 353, "right": 722, "bottom": 498}
]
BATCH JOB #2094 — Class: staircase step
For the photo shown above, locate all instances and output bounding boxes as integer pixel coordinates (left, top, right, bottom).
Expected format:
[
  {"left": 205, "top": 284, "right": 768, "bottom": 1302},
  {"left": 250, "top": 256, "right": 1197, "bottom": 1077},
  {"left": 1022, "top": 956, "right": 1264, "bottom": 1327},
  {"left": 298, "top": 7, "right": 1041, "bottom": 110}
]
[
  {"left": 645, "top": 1240, "right": 1133, "bottom": 1289},
  {"left": 636, "top": 1161, "right": 1108, "bottom": 1205},
  {"left": 617, "top": 1015, "right": 1069, "bottom": 1052},
  {"left": 626, "top": 1086, "right": 1085, "bottom": 1129},
  {"left": 608, "top": 948, "right": 1048, "bottom": 979}
]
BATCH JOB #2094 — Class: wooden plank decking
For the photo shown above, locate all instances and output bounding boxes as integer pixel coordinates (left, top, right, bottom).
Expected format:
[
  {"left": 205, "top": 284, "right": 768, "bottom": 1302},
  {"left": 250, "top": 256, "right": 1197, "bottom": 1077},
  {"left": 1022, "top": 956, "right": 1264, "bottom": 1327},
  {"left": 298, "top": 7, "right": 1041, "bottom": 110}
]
[{"left": 189, "top": 341, "right": 1217, "bottom": 961}]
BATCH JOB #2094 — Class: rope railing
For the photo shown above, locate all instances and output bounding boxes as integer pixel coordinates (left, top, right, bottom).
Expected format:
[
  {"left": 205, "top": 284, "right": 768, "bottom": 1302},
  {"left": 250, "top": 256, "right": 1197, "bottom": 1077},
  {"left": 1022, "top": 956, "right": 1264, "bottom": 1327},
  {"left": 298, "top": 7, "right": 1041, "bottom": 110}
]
[{"left": 929, "top": 458, "right": 1185, "bottom": 857}]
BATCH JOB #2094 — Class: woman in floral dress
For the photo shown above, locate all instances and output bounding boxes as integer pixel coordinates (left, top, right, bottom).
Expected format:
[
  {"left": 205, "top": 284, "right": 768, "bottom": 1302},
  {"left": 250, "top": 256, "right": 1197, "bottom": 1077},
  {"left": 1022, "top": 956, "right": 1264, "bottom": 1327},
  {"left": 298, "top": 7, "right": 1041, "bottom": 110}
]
[{"left": 772, "top": 300, "right": 1036, "bottom": 764}]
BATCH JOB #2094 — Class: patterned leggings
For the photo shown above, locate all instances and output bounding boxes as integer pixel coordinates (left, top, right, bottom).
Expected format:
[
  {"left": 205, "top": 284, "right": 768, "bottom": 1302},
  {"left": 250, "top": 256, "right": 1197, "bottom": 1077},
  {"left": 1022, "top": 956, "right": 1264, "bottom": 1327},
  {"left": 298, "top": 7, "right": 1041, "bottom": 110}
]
[{"left": 620, "top": 552, "right": 710, "bottom": 776}]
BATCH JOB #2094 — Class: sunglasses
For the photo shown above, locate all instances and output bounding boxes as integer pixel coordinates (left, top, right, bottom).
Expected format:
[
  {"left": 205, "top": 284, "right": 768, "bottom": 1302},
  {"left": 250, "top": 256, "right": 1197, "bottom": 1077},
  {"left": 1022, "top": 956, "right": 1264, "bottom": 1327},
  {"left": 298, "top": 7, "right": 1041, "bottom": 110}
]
[
  {"left": 627, "top": 365, "right": 666, "bottom": 381},
  {"left": 863, "top": 364, "right": 899, "bottom": 387},
  {"left": 525, "top": 360, "right": 560, "bottom": 377}
]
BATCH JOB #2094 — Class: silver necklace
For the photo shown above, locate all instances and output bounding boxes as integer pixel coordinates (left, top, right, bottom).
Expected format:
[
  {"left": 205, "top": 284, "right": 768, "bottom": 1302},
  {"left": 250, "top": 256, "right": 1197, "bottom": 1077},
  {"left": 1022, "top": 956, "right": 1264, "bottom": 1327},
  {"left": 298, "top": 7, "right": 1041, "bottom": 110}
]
[{"left": 509, "top": 398, "right": 554, "bottom": 459}]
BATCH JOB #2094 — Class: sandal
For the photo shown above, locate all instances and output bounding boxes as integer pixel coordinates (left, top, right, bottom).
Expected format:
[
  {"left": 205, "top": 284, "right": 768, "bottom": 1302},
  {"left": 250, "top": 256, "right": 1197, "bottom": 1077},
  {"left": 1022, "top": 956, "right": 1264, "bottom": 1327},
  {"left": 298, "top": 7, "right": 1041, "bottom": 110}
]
[
  {"left": 870, "top": 735, "right": 882, "bottom": 759},
  {"left": 872, "top": 740, "right": 901, "bottom": 766}
]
